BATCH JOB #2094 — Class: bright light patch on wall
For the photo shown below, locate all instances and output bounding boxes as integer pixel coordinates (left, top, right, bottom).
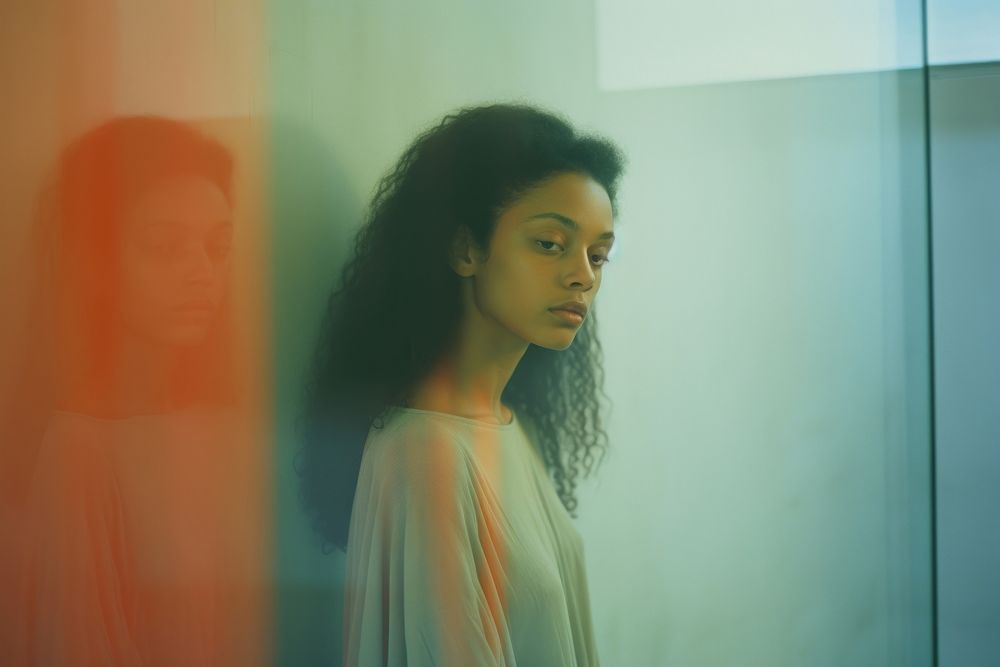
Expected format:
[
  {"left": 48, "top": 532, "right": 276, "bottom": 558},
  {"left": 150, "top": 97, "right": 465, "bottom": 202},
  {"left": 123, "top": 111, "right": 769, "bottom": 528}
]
[
  {"left": 928, "top": 0, "right": 1000, "bottom": 65},
  {"left": 595, "top": 0, "right": 924, "bottom": 91}
]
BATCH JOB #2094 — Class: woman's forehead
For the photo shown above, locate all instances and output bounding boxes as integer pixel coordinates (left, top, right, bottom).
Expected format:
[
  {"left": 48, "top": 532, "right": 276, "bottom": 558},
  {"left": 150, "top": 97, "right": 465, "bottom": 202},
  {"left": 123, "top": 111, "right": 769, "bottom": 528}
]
[
  {"left": 500, "top": 174, "right": 613, "bottom": 234},
  {"left": 126, "top": 176, "right": 232, "bottom": 227}
]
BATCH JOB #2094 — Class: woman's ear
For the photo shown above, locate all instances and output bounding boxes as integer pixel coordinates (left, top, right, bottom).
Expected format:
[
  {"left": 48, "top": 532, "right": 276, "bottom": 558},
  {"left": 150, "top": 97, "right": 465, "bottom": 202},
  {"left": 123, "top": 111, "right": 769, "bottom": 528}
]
[{"left": 448, "top": 225, "right": 481, "bottom": 277}]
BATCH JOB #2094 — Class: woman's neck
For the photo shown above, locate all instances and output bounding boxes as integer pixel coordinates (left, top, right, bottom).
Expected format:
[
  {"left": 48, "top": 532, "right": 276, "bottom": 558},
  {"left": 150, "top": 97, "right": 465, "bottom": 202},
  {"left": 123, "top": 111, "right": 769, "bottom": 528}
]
[
  {"left": 408, "top": 316, "right": 527, "bottom": 425},
  {"left": 61, "top": 333, "right": 181, "bottom": 418}
]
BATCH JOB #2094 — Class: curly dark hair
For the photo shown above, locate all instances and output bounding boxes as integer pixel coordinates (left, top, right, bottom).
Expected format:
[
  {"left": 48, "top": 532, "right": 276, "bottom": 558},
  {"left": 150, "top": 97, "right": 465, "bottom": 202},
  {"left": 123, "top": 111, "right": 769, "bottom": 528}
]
[{"left": 297, "top": 102, "right": 626, "bottom": 552}]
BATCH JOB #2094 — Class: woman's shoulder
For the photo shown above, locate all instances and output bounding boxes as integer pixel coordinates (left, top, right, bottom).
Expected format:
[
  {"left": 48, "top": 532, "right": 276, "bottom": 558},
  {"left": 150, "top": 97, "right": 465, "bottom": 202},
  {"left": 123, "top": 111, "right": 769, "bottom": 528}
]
[
  {"left": 362, "top": 410, "right": 475, "bottom": 494},
  {"left": 21, "top": 413, "right": 124, "bottom": 527},
  {"left": 32, "top": 412, "right": 118, "bottom": 470},
  {"left": 367, "top": 409, "right": 470, "bottom": 456}
]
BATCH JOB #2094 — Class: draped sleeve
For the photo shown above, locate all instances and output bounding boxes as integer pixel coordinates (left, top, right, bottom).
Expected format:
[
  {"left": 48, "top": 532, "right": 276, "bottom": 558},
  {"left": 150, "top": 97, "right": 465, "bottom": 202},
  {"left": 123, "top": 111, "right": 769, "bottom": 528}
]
[
  {"left": 343, "top": 418, "right": 515, "bottom": 667},
  {"left": 14, "top": 417, "right": 142, "bottom": 667}
]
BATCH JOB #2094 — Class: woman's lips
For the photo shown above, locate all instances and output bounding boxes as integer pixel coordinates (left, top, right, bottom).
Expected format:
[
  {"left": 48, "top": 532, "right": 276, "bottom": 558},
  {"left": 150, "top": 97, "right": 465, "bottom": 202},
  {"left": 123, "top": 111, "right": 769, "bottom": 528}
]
[{"left": 549, "top": 308, "right": 583, "bottom": 325}]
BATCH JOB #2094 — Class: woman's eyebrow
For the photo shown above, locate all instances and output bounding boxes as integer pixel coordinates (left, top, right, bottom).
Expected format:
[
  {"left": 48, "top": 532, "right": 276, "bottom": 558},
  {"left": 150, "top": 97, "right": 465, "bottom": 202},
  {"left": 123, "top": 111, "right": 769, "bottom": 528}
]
[{"left": 524, "top": 212, "right": 615, "bottom": 241}]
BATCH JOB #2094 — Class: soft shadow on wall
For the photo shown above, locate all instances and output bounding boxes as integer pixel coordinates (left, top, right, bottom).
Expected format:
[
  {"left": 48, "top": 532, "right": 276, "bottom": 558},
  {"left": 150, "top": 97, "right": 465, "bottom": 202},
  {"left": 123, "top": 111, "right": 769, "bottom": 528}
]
[{"left": 267, "top": 116, "right": 362, "bottom": 667}]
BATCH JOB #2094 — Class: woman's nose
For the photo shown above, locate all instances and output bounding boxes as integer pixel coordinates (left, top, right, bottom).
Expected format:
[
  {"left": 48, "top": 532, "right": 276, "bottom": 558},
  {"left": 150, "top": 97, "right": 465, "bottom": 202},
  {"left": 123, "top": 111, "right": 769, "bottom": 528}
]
[
  {"left": 183, "top": 243, "right": 217, "bottom": 284},
  {"left": 567, "top": 252, "right": 596, "bottom": 290}
]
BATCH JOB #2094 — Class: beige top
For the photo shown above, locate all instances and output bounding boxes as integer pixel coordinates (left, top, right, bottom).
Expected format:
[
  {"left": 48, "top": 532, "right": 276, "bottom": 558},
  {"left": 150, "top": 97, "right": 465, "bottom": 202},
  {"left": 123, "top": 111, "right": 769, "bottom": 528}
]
[
  {"left": 12, "top": 409, "right": 267, "bottom": 667},
  {"left": 343, "top": 406, "right": 600, "bottom": 666}
]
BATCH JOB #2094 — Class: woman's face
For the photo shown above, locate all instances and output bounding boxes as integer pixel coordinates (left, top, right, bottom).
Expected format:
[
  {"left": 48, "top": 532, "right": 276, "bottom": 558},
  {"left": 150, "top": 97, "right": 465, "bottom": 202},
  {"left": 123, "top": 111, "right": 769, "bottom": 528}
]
[
  {"left": 463, "top": 171, "right": 615, "bottom": 351},
  {"left": 117, "top": 175, "right": 233, "bottom": 347}
]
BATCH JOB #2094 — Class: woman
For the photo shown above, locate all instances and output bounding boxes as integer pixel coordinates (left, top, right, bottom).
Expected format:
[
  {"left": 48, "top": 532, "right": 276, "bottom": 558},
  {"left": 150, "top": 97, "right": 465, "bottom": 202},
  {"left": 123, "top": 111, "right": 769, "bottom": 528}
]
[
  {"left": 7, "top": 116, "right": 267, "bottom": 667},
  {"left": 298, "top": 103, "right": 625, "bottom": 666}
]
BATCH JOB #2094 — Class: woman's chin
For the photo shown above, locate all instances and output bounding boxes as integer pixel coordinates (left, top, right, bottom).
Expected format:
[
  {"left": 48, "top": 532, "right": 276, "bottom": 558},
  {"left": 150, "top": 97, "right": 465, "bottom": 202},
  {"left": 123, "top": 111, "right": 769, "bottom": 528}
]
[{"left": 534, "top": 331, "right": 578, "bottom": 351}]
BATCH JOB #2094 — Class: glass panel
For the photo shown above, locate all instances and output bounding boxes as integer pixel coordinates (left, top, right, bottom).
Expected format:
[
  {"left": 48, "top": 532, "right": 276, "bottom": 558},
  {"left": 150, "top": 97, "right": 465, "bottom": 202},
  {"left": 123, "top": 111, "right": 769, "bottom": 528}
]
[
  {"left": 264, "top": 1, "right": 935, "bottom": 665},
  {"left": 2, "top": 1, "right": 950, "bottom": 665},
  {"left": 930, "top": 59, "right": 1000, "bottom": 664}
]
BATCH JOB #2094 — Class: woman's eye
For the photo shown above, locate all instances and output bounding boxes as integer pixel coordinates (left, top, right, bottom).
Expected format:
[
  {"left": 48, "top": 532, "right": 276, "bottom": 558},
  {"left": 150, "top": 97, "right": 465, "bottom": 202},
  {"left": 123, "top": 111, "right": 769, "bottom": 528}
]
[
  {"left": 592, "top": 254, "right": 611, "bottom": 266},
  {"left": 536, "top": 240, "right": 561, "bottom": 252}
]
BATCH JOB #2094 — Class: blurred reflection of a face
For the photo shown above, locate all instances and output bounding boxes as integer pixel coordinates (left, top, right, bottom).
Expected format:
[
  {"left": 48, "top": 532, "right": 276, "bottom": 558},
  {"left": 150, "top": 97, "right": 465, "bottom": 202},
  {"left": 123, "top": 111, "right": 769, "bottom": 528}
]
[{"left": 118, "top": 175, "right": 233, "bottom": 347}]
